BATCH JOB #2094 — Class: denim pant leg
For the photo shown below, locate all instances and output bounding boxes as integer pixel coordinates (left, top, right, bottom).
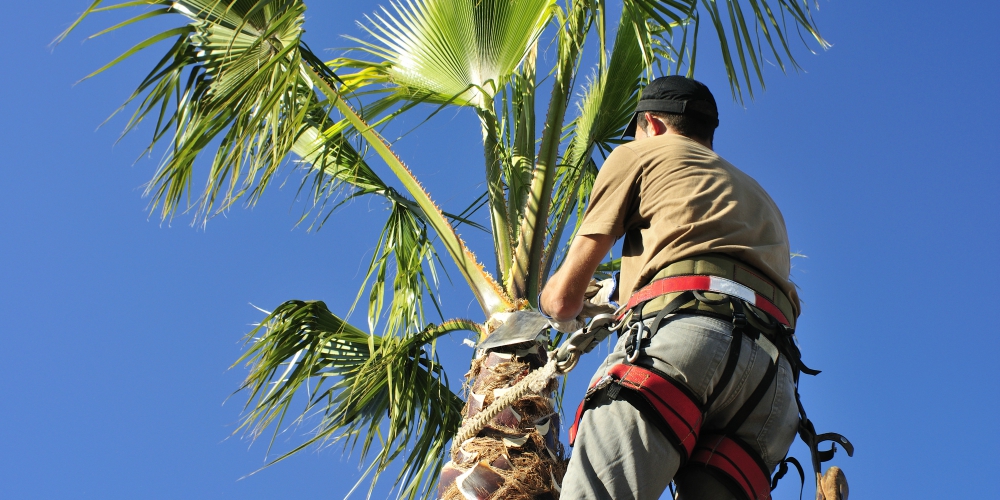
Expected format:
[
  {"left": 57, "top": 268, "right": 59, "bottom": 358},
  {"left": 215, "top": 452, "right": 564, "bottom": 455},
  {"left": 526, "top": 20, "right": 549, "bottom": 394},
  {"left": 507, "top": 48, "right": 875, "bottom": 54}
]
[
  {"left": 562, "top": 396, "right": 681, "bottom": 499},
  {"left": 560, "top": 314, "right": 799, "bottom": 500}
]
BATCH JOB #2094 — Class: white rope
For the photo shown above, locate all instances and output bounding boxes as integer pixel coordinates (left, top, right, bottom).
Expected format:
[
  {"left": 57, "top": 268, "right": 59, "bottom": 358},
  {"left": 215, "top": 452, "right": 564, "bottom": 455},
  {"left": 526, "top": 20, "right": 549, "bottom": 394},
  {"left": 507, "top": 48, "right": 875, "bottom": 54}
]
[{"left": 451, "top": 353, "right": 563, "bottom": 453}]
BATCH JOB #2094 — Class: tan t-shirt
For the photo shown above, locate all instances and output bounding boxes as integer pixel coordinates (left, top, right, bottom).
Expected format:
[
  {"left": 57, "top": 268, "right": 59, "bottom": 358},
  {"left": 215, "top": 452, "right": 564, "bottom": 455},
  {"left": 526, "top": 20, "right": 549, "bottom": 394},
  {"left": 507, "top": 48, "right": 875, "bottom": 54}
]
[{"left": 578, "top": 134, "right": 800, "bottom": 316}]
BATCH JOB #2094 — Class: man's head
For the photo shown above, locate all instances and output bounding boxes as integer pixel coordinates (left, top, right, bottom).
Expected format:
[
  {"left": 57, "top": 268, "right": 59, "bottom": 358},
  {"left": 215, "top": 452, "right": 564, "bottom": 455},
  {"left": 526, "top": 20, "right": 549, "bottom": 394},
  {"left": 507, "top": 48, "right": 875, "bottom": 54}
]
[{"left": 623, "top": 76, "right": 719, "bottom": 146}]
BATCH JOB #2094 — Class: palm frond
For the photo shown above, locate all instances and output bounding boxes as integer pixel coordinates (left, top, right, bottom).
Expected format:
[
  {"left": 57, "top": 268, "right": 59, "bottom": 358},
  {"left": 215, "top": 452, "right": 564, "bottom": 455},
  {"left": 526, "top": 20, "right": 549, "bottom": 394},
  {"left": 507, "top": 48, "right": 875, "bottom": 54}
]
[
  {"left": 57, "top": 1, "right": 398, "bottom": 232},
  {"left": 620, "top": 0, "right": 827, "bottom": 102},
  {"left": 543, "top": 3, "right": 650, "bottom": 276},
  {"left": 60, "top": 0, "right": 328, "bottom": 223},
  {"left": 304, "top": 56, "right": 515, "bottom": 317},
  {"left": 234, "top": 300, "right": 480, "bottom": 500},
  {"left": 510, "top": 0, "right": 593, "bottom": 302},
  {"left": 703, "top": 0, "right": 827, "bottom": 101},
  {"left": 497, "top": 49, "right": 538, "bottom": 246},
  {"left": 356, "top": 200, "right": 442, "bottom": 336},
  {"left": 344, "top": 0, "right": 556, "bottom": 109}
]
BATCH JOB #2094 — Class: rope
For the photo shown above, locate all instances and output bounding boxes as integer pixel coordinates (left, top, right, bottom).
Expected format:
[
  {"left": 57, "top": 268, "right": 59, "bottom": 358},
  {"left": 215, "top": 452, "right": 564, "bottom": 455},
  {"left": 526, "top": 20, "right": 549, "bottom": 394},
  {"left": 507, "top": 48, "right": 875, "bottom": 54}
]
[{"left": 451, "top": 353, "right": 564, "bottom": 453}]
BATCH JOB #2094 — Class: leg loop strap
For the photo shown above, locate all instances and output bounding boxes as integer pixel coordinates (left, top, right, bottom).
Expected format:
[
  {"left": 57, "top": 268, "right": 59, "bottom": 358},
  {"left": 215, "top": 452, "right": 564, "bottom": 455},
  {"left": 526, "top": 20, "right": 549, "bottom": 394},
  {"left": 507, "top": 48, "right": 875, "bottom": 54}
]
[
  {"left": 688, "top": 434, "right": 773, "bottom": 500},
  {"left": 569, "top": 364, "right": 703, "bottom": 460}
]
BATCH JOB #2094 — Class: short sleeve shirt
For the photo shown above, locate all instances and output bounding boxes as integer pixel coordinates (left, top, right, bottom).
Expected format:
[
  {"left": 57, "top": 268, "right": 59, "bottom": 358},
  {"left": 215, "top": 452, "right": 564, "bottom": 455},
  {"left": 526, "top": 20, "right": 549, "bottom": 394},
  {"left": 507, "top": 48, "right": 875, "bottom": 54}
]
[{"left": 578, "top": 134, "right": 800, "bottom": 316}]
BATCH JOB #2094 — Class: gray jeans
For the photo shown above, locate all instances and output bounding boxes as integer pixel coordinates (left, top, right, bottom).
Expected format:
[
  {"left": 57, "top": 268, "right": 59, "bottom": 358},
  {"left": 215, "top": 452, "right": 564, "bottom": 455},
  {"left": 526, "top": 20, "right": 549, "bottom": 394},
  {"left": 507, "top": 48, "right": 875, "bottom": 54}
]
[{"left": 561, "top": 314, "right": 799, "bottom": 500}]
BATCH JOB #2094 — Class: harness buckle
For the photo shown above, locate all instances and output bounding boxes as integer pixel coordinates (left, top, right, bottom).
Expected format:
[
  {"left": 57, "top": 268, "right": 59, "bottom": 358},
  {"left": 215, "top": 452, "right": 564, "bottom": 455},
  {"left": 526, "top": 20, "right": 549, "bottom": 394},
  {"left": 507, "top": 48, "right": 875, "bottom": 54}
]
[{"left": 731, "top": 302, "right": 747, "bottom": 332}]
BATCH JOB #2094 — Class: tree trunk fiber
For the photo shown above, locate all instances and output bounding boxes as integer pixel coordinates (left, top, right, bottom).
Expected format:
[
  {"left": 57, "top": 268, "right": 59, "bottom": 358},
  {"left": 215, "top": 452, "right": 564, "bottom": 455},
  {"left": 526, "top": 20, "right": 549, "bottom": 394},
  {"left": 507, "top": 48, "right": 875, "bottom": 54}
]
[{"left": 437, "top": 341, "right": 566, "bottom": 500}]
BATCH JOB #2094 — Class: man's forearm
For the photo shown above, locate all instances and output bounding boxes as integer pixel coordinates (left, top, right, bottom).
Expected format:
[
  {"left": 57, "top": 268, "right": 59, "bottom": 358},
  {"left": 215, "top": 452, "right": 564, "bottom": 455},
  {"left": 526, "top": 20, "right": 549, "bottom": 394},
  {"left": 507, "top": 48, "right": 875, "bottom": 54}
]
[
  {"left": 540, "top": 234, "right": 615, "bottom": 320},
  {"left": 540, "top": 272, "right": 584, "bottom": 321}
]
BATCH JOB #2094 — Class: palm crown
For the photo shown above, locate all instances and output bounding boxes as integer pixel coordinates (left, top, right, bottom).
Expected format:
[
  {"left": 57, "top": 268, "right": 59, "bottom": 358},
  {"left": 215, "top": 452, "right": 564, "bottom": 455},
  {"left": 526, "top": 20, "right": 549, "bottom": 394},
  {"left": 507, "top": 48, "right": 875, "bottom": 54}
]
[{"left": 58, "top": 0, "right": 826, "bottom": 497}]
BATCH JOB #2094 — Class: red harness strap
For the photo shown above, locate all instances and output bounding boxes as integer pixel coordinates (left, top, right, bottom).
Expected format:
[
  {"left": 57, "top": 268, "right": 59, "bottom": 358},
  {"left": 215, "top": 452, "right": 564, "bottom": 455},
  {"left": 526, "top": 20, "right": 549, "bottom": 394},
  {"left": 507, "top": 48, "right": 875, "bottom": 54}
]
[
  {"left": 569, "top": 366, "right": 776, "bottom": 500},
  {"left": 568, "top": 395, "right": 588, "bottom": 445},
  {"left": 569, "top": 364, "right": 703, "bottom": 458},
  {"left": 689, "top": 434, "right": 772, "bottom": 500},
  {"left": 617, "top": 275, "right": 791, "bottom": 327}
]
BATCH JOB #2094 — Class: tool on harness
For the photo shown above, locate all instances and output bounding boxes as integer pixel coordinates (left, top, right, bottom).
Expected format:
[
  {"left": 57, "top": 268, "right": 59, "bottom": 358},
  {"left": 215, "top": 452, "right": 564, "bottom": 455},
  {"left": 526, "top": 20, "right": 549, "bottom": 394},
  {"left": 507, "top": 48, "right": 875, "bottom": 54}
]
[
  {"left": 796, "top": 397, "right": 854, "bottom": 499},
  {"left": 570, "top": 256, "right": 852, "bottom": 500}
]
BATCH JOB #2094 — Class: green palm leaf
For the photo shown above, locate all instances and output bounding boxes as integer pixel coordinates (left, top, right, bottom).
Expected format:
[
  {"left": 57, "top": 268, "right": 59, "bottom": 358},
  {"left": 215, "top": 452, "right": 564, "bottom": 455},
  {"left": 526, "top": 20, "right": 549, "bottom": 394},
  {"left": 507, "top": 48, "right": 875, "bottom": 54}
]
[
  {"left": 336, "top": 0, "right": 556, "bottom": 288},
  {"left": 345, "top": 0, "right": 556, "bottom": 109},
  {"left": 543, "top": 2, "right": 651, "bottom": 276},
  {"left": 695, "top": 0, "right": 828, "bottom": 101},
  {"left": 59, "top": 0, "right": 320, "bottom": 222},
  {"left": 234, "top": 300, "right": 479, "bottom": 499}
]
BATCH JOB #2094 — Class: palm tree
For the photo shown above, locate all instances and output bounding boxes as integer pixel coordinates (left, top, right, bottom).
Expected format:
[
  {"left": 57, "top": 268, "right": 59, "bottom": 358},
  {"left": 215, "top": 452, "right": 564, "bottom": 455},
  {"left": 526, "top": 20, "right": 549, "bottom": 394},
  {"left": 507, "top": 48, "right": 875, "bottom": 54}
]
[{"left": 58, "top": 0, "right": 826, "bottom": 498}]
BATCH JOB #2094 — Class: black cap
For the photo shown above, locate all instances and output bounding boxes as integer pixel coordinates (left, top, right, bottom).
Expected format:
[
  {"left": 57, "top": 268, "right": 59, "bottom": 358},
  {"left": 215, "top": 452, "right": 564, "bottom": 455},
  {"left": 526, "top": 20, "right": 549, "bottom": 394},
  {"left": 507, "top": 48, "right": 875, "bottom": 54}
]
[{"left": 622, "top": 76, "right": 719, "bottom": 138}]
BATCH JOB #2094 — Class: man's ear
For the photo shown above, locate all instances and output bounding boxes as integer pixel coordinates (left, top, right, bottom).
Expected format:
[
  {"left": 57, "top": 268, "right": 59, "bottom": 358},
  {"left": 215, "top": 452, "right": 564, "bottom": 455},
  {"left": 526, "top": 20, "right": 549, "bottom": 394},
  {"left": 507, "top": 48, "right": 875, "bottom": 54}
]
[{"left": 645, "top": 112, "right": 668, "bottom": 136}]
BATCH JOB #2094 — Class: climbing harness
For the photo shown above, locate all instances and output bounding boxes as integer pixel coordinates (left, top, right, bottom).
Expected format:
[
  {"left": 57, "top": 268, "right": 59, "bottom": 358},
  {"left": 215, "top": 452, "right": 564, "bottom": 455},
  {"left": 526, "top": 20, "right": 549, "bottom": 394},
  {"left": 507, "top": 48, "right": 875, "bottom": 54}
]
[
  {"left": 567, "top": 255, "right": 853, "bottom": 500},
  {"left": 691, "top": 434, "right": 773, "bottom": 500},
  {"left": 619, "top": 274, "right": 792, "bottom": 327}
]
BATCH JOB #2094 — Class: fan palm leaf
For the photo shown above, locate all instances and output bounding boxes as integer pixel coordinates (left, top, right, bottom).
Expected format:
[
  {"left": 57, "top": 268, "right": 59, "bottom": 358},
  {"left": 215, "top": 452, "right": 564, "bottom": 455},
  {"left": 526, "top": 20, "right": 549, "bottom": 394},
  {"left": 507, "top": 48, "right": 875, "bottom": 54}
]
[
  {"left": 334, "top": 0, "right": 556, "bottom": 288},
  {"left": 343, "top": 0, "right": 556, "bottom": 109},
  {"left": 58, "top": 0, "right": 318, "bottom": 222}
]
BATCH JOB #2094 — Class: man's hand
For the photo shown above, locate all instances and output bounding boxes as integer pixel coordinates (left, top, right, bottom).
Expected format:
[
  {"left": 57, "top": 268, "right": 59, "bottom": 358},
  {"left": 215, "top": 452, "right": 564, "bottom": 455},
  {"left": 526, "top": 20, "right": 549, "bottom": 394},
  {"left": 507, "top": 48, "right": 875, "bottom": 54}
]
[
  {"left": 540, "top": 234, "right": 616, "bottom": 322},
  {"left": 547, "top": 316, "right": 586, "bottom": 333},
  {"left": 547, "top": 279, "right": 617, "bottom": 333},
  {"left": 581, "top": 300, "right": 615, "bottom": 318},
  {"left": 584, "top": 277, "right": 618, "bottom": 308}
]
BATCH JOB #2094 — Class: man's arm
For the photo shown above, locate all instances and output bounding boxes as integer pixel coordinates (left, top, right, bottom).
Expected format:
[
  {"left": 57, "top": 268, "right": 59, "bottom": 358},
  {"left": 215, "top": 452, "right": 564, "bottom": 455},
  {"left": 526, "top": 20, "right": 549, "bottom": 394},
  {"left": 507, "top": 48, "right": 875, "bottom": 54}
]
[{"left": 540, "top": 234, "right": 616, "bottom": 321}]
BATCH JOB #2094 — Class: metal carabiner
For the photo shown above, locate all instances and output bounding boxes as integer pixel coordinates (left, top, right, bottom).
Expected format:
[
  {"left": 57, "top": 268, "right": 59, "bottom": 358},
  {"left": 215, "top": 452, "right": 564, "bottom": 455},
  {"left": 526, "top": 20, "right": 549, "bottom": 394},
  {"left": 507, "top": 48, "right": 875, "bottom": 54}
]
[
  {"left": 626, "top": 320, "right": 647, "bottom": 364},
  {"left": 554, "top": 313, "right": 619, "bottom": 373}
]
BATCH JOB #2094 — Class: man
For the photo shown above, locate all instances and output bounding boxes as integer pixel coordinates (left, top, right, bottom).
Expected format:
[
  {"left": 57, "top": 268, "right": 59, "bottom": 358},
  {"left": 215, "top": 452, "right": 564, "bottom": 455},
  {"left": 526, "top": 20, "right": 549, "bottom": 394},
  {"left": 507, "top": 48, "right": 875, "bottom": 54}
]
[{"left": 540, "top": 76, "right": 801, "bottom": 499}]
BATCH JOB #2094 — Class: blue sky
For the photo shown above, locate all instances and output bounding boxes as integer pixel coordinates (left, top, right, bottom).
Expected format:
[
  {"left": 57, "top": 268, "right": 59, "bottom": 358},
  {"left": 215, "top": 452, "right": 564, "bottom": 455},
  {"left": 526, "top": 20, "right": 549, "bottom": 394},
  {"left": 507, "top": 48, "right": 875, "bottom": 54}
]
[{"left": 2, "top": 1, "right": 998, "bottom": 498}]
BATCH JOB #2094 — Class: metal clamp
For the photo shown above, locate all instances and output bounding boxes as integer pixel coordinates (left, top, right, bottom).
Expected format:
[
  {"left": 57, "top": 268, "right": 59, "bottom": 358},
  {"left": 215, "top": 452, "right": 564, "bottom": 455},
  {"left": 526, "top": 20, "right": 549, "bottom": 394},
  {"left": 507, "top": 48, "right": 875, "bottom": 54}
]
[{"left": 554, "top": 313, "right": 617, "bottom": 373}]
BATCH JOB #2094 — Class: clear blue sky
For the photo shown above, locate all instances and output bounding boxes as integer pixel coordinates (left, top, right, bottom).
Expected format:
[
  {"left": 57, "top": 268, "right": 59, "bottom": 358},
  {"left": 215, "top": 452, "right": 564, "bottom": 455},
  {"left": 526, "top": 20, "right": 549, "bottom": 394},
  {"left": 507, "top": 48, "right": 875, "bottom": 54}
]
[{"left": 2, "top": 1, "right": 998, "bottom": 498}]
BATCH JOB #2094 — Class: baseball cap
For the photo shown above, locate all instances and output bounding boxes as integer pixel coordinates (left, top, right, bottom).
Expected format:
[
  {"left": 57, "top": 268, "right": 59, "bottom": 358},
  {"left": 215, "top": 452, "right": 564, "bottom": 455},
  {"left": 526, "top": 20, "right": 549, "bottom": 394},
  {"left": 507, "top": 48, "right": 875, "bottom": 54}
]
[{"left": 622, "top": 75, "right": 720, "bottom": 138}]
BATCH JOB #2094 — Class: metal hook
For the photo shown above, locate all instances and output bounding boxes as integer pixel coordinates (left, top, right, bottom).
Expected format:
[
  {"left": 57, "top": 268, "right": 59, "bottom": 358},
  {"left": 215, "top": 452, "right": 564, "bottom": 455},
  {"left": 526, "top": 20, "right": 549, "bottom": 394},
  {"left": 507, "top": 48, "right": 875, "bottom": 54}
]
[{"left": 626, "top": 321, "right": 647, "bottom": 363}]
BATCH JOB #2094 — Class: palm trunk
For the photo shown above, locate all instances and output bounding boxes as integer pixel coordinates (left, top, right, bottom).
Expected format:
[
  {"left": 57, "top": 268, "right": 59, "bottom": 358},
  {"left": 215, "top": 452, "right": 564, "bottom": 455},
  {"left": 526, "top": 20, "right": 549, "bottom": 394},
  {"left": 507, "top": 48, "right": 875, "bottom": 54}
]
[{"left": 437, "top": 340, "right": 565, "bottom": 499}]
